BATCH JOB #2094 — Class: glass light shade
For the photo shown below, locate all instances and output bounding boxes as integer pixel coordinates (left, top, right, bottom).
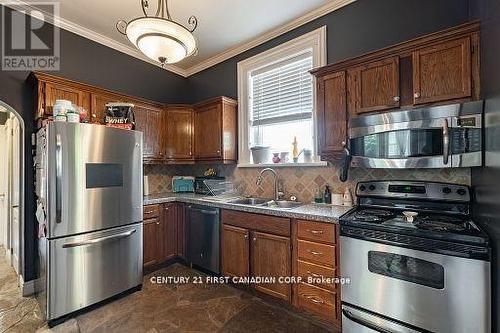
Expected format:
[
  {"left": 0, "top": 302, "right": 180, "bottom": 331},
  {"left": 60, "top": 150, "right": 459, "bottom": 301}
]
[{"left": 126, "top": 17, "right": 196, "bottom": 64}]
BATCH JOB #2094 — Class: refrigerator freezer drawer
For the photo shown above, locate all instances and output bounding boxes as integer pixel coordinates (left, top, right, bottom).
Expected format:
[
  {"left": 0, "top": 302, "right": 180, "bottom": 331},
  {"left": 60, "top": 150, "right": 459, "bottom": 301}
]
[{"left": 45, "top": 223, "right": 143, "bottom": 321}]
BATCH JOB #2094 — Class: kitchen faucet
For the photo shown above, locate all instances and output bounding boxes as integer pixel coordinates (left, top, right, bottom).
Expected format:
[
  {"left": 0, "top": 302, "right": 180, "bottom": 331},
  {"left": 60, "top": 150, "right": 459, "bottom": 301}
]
[{"left": 256, "top": 168, "right": 283, "bottom": 201}]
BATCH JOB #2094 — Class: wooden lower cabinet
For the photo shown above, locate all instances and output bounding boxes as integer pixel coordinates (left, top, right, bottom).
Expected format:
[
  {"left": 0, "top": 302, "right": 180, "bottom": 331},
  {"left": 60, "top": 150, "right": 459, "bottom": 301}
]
[
  {"left": 293, "top": 219, "right": 341, "bottom": 325},
  {"left": 221, "top": 224, "right": 249, "bottom": 278},
  {"left": 143, "top": 203, "right": 184, "bottom": 269},
  {"left": 252, "top": 231, "right": 291, "bottom": 301},
  {"left": 221, "top": 210, "right": 292, "bottom": 301},
  {"left": 143, "top": 217, "right": 161, "bottom": 268}
]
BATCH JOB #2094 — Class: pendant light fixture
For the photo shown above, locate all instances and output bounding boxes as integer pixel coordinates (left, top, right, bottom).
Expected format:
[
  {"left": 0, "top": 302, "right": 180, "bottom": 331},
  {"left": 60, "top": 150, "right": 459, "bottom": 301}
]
[{"left": 117, "top": 0, "right": 198, "bottom": 66}]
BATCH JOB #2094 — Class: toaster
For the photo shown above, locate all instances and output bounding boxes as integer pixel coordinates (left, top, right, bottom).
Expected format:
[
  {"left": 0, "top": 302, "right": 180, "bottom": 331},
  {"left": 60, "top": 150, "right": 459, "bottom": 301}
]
[{"left": 172, "top": 176, "right": 195, "bottom": 193}]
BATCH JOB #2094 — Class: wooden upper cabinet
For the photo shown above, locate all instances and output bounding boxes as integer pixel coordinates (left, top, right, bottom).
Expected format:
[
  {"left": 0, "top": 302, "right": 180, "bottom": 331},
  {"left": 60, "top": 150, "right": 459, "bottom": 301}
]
[
  {"left": 413, "top": 37, "right": 472, "bottom": 104},
  {"left": 90, "top": 92, "right": 121, "bottom": 124},
  {"left": 43, "top": 82, "right": 90, "bottom": 117},
  {"left": 221, "top": 224, "right": 249, "bottom": 278},
  {"left": 195, "top": 102, "right": 222, "bottom": 159},
  {"left": 134, "top": 102, "right": 164, "bottom": 160},
  {"left": 164, "top": 105, "right": 194, "bottom": 161},
  {"left": 350, "top": 56, "right": 400, "bottom": 114},
  {"left": 194, "top": 97, "right": 237, "bottom": 163},
  {"left": 251, "top": 231, "right": 291, "bottom": 301},
  {"left": 316, "top": 71, "right": 347, "bottom": 159}
]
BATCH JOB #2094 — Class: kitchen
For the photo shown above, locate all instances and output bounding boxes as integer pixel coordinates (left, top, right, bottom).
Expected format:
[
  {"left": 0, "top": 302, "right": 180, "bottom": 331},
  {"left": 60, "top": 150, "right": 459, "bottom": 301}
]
[{"left": 0, "top": 0, "right": 499, "bottom": 332}]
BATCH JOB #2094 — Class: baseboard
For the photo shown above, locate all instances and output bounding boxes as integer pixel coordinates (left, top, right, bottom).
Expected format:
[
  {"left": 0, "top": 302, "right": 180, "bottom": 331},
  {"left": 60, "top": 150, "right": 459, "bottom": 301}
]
[{"left": 20, "top": 275, "right": 39, "bottom": 296}]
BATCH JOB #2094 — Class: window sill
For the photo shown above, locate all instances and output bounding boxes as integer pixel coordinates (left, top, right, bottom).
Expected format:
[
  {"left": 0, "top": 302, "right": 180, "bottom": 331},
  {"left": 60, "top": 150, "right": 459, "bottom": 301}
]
[{"left": 237, "top": 161, "right": 328, "bottom": 168}]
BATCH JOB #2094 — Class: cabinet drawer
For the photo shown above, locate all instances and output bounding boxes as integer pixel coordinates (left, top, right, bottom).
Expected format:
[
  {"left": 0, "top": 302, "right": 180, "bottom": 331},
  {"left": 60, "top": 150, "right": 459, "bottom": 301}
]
[
  {"left": 297, "top": 220, "right": 335, "bottom": 244},
  {"left": 143, "top": 204, "right": 160, "bottom": 219},
  {"left": 297, "top": 260, "right": 337, "bottom": 291},
  {"left": 222, "top": 210, "right": 290, "bottom": 237},
  {"left": 297, "top": 283, "right": 337, "bottom": 321},
  {"left": 297, "top": 240, "right": 335, "bottom": 267}
]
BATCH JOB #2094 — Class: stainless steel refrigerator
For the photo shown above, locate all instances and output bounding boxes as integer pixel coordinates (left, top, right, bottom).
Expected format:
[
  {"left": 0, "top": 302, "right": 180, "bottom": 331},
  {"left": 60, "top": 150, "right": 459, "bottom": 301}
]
[{"left": 35, "top": 122, "right": 143, "bottom": 324}]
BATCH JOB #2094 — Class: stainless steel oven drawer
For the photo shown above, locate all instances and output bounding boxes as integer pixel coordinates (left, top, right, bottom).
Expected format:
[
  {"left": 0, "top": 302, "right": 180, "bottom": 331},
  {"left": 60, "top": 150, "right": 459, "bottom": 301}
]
[
  {"left": 340, "top": 236, "right": 491, "bottom": 333},
  {"left": 46, "top": 223, "right": 143, "bottom": 320}
]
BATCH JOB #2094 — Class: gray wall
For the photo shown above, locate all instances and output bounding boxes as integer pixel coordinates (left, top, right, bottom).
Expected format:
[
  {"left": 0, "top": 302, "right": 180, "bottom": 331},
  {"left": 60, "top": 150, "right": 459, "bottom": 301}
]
[
  {"left": 470, "top": 0, "right": 500, "bottom": 332},
  {"left": 187, "top": 0, "right": 470, "bottom": 103},
  {"left": 0, "top": 6, "right": 188, "bottom": 281}
]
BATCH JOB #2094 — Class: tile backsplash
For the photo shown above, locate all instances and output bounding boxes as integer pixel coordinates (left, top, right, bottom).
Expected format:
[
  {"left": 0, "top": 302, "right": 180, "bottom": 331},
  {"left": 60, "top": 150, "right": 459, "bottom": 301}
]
[{"left": 144, "top": 163, "right": 471, "bottom": 203}]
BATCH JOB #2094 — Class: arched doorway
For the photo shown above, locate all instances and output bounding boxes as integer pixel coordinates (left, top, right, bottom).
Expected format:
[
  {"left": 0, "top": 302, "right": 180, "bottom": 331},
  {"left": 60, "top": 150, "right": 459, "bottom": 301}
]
[{"left": 0, "top": 100, "right": 25, "bottom": 280}]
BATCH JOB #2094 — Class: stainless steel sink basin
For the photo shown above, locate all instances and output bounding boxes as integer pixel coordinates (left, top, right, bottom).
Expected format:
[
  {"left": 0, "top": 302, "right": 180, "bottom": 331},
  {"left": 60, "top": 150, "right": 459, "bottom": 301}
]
[
  {"left": 228, "top": 198, "right": 268, "bottom": 206},
  {"left": 266, "top": 200, "right": 304, "bottom": 209}
]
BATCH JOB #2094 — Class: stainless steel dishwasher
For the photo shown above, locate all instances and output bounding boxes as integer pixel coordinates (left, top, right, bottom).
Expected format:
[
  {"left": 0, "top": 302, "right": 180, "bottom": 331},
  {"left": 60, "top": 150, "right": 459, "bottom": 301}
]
[{"left": 186, "top": 205, "right": 220, "bottom": 274}]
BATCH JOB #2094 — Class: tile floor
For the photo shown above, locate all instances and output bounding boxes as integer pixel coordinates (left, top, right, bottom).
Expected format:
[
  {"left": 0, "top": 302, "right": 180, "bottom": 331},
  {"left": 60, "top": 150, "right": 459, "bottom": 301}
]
[{"left": 0, "top": 251, "right": 337, "bottom": 333}]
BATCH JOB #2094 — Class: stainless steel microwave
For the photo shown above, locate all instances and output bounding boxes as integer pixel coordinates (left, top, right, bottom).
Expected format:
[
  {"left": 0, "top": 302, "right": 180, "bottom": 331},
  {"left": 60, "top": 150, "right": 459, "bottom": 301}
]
[{"left": 347, "top": 101, "right": 483, "bottom": 169}]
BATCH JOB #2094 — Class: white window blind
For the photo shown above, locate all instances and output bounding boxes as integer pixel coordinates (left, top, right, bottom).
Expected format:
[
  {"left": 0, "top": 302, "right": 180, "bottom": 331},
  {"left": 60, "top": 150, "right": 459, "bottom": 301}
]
[{"left": 250, "top": 52, "right": 313, "bottom": 127}]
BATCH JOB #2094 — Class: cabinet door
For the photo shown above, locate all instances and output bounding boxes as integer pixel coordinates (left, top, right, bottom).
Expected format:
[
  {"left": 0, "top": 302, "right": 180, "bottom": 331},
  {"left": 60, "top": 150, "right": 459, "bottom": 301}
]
[
  {"left": 44, "top": 82, "right": 89, "bottom": 117},
  {"left": 143, "top": 218, "right": 160, "bottom": 268},
  {"left": 135, "top": 104, "right": 163, "bottom": 160},
  {"left": 194, "top": 104, "right": 222, "bottom": 159},
  {"left": 317, "top": 71, "right": 347, "bottom": 158},
  {"left": 351, "top": 57, "right": 400, "bottom": 114},
  {"left": 413, "top": 37, "right": 471, "bottom": 104},
  {"left": 221, "top": 225, "right": 249, "bottom": 278},
  {"left": 176, "top": 203, "right": 186, "bottom": 259},
  {"left": 90, "top": 92, "right": 119, "bottom": 124},
  {"left": 160, "top": 204, "right": 177, "bottom": 261},
  {"left": 164, "top": 107, "right": 194, "bottom": 160},
  {"left": 251, "top": 231, "right": 291, "bottom": 301}
]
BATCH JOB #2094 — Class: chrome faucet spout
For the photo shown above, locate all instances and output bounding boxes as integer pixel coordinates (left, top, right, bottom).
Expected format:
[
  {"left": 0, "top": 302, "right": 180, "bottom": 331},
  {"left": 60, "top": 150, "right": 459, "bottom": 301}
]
[{"left": 256, "top": 168, "right": 280, "bottom": 201}]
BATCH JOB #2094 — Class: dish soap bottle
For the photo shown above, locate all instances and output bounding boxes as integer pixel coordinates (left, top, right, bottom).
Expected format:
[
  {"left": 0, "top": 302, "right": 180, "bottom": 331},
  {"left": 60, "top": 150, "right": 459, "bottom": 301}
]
[
  {"left": 324, "top": 185, "right": 332, "bottom": 204},
  {"left": 343, "top": 188, "right": 353, "bottom": 207}
]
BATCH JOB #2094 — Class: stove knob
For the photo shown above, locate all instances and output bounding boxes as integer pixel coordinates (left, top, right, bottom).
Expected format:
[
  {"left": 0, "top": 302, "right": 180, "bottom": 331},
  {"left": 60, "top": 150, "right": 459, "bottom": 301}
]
[
  {"left": 457, "top": 188, "right": 467, "bottom": 196},
  {"left": 369, "top": 185, "right": 376, "bottom": 191},
  {"left": 359, "top": 185, "right": 366, "bottom": 191},
  {"left": 442, "top": 187, "right": 452, "bottom": 194}
]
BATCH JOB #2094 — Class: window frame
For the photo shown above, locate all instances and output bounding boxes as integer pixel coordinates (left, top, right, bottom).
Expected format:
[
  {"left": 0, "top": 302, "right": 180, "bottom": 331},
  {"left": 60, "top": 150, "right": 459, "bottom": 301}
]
[{"left": 237, "top": 26, "right": 327, "bottom": 166}]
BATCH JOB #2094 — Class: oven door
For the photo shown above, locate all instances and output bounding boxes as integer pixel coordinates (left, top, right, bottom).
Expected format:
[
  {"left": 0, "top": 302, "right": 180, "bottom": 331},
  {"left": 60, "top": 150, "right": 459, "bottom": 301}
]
[
  {"left": 349, "top": 117, "right": 452, "bottom": 168},
  {"left": 340, "top": 236, "right": 491, "bottom": 333}
]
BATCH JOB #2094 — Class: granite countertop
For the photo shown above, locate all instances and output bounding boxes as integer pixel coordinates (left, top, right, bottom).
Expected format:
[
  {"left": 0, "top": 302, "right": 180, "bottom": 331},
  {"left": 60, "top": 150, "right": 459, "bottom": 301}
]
[{"left": 144, "top": 192, "right": 352, "bottom": 224}]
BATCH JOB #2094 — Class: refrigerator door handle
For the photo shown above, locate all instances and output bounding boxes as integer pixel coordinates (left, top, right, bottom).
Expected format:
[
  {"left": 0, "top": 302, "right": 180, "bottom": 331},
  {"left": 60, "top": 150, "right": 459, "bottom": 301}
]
[
  {"left": 61, "top": 229, "right": 136, "bottom": 248},
  {"left": 55, "top": 133, "right": 62, "bottom": 224}
]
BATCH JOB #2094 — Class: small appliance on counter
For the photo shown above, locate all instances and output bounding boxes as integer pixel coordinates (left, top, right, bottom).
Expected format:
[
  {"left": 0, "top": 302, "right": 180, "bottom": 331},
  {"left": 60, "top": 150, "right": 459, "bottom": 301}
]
[{"left": 172, "top": 176, "right": 195, "bottom": 193}]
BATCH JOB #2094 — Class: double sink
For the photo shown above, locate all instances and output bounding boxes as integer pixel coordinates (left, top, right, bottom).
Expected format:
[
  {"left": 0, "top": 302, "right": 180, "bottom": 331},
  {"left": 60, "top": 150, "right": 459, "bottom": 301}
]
[{"left": 228, "top": 197, "right": 303, "bottom": 209}]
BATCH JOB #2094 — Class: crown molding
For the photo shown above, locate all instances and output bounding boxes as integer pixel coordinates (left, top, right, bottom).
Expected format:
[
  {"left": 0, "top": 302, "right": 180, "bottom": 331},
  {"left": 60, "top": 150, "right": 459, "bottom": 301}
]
[
  {"left": 183, "top": 0, "right": 356, "bottom": 76},
  {"left": 3, "top": 0, "right": 356, "bottom": 78}
]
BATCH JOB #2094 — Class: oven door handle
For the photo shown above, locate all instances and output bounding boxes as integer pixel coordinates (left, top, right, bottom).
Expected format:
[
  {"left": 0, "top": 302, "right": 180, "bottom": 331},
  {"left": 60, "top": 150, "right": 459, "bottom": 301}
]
[
  {"left": 443, "top": 118, "right": 450, "bottom": 165},
  {"left": 342, "top": 309, "right": 394, "bottom": 333}
]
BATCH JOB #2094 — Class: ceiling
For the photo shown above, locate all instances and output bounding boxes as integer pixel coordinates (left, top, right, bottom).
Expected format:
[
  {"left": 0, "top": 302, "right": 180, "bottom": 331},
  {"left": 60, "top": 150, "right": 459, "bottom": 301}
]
[{"left": 12, "top": 0, "right": 355, "bottom": 76}]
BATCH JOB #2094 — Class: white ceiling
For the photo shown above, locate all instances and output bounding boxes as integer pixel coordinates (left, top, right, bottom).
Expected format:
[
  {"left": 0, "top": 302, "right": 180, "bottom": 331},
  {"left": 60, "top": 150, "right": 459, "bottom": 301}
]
[{"left": 15, "top": 0, "right": 355, "bottom": 76}]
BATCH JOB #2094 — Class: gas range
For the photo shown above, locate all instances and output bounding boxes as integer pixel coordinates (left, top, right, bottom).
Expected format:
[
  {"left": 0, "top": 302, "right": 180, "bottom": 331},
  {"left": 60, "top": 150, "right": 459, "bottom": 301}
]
[{"left": 339, "top": 181, "right": 490, "bottom": 259}]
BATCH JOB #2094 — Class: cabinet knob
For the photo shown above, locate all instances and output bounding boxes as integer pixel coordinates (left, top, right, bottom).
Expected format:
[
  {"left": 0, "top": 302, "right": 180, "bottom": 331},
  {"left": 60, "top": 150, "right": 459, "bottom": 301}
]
[
  {"left": 156, "top": 221, "right": 160, "bottom": 225},
  {"left": 217, "top": 150, "right": 221, "bottom": 154},
  {"left": 92, "top": 114, "right": 96, "bottom": 118},
  {"left": 252, "top": 237, "right": 257, "bottom": 242},
  {"left": 244, "top": 234, "right": 248, "bottom": 240},
  {"left": 393, "top": 96, "right": 400, "bottom": 102},
  {"left": 414, "top": 92, "right": 421, "bottom": 99}
]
